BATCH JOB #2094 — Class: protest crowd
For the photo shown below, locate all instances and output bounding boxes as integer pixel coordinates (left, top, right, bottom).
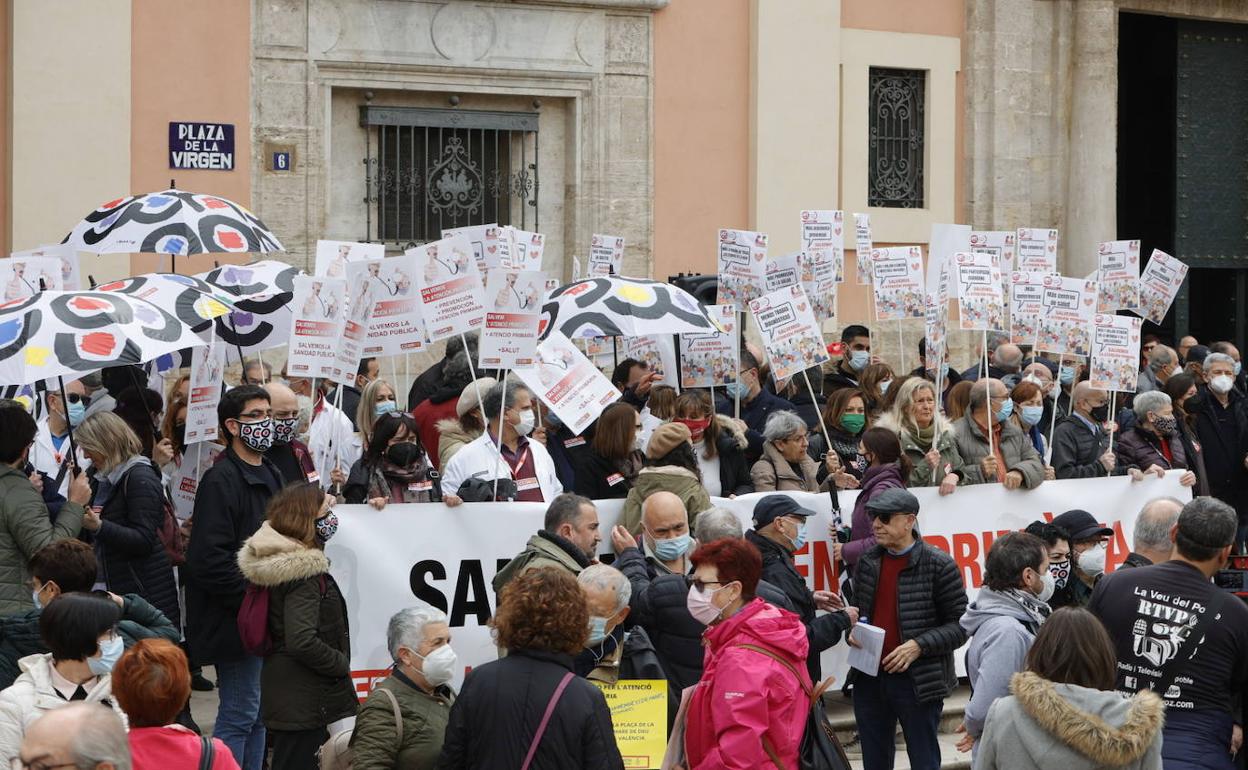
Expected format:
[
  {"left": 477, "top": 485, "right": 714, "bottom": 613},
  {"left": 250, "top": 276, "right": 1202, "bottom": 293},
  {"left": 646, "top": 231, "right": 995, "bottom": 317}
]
[{"left": 0, "top": 222, "right": 1245, "bottom": 770}]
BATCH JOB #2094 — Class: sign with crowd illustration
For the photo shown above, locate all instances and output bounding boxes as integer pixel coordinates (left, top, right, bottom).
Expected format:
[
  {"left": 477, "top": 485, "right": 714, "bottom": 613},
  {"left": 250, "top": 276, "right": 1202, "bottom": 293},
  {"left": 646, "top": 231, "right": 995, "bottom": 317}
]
[
  {"left": 1009, "top": 271, "right": 1054, "bottom": 346},
  {"left": 748, "top": 284, "right": 830, "bottom": 381},
  {"left": 1139, "top": 249, "right": 1189, "bottom": 325},
  {"left": 1035, "top": 275, "right": 1098, "bottom": 358},
  {"left": 1015, "top": 227, "right": 1058, "bottom": 274},
  {"left": 870, "top": 246, "right": 925, "bottom": 320},
  {"left": 954, "top": 252, "right": 1004, "bottom": 332},
  {"left": 1096, "top": 239, "right": 1142, "bottom": 314},
  {"left": 589, "top": 234, "right": 625, "bottom": 277},
  {"left": 1090, "top": 313, "right": 1143, "bottom": 393},
  {"left": 679, "top": 305, "right": 737, "bottom": 389},
  {"left": 853, "top": 213, "right": 873, "bottom": 285},
  {"left": 716, "top": 228, "right": 768, "bottom": 308}
]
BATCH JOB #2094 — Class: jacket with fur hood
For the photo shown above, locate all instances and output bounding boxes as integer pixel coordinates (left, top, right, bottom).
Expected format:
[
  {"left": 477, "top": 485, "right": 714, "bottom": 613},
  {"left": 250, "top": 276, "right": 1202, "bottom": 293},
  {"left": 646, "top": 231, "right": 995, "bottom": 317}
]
[
  {"left": 959, "top": 587, "right": 1044, "bottom": 738},
  {"left": 620, "top": 465, "right": 713, "bottom": 535},
  {"left": 974, "top": 671, "right": 1163, "bottom": 770},
  {"left": 700, "top": 414, "right": 754, "bottom": 496},
  {"left": 0, "top": 653, "right": 129, "bottom": 764},
  {"left": 435, "top": 418, "right": 479, "bottom": 471},
  {"left": 237, "top": 522, "right": 357, "bottom": 731}
]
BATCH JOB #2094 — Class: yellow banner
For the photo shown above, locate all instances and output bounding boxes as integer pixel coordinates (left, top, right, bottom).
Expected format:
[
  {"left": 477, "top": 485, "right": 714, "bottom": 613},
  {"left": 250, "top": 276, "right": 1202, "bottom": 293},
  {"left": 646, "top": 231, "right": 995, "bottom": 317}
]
[{"left": 593, "top": 679, "right": 669, "bottom": 769}]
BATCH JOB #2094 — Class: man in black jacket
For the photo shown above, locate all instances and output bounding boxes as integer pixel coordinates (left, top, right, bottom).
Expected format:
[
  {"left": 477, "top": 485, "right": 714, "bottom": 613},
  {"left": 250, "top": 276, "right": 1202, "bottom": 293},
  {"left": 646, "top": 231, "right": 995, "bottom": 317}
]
[
  {"left": 1187, "top": 352, "right": 1248, "bottom": 547},
  {"left": 714, "top": 349, "right": 795, "bottom": 459},
  {"left": 1051, "top": 381, "right": 1119, "bottom": 479},
  {"left": 1121, "top": 497, "right": 1182, "bottom": 569},
  {"left": 611, "top": 506, "right": 794, "bottom": 695},
  {"left": 184, "top": 385, "right": 285, "bottom": 770},
  {"left": 745, "top": 495, "right": 857, "bottom": 681},
  {"left": 824, "top": 324, "right": 874, "bottom": 395},
  {"left": 851, "top": 488, "right": 968, "bottom": 770}
]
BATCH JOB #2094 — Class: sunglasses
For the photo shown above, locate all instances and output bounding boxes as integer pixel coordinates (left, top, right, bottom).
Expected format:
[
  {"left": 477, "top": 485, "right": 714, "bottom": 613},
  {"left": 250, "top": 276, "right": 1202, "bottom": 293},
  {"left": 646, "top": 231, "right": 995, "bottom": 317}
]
[
  {"left": 869, "top": 511, "right": 912, "bottom": 525},
  {"left": 62, "top": 393, "right": 89, "bottom": 405}
]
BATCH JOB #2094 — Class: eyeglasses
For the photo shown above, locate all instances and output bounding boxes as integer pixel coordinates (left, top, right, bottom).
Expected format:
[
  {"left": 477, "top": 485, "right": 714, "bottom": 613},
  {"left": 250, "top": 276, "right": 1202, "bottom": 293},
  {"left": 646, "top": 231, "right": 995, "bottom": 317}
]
[
  {"left": 64, "top": 393, "right": 90, "bottom": 405},
  {"left": 686, "top": 577, "right": 723, "bottom": 592}
]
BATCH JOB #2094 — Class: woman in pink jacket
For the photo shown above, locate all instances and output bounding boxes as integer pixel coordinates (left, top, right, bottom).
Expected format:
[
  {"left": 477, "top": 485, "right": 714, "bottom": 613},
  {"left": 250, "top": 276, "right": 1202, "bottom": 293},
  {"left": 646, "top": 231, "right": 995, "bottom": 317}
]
[{"left": 683, "top": 538, "right": 811, "bottom": 769}]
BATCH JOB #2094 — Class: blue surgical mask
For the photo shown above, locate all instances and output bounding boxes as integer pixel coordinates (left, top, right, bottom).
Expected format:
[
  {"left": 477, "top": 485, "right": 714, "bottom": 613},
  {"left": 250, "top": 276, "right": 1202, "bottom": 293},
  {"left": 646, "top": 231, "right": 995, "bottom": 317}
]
[
  {"left": 67, "top": 401, "right": 86, "bottom": 427},
  {"left": 994, "top": 398, "right": 1014, "bottom": 423},
  {"left": 879, "top": 379, "right": 893, "bottom": 395},
  {"left": 1059, "top": 365, "right": 1076, "bottom": 385},
  {"left": 849, "top": 350, "right": 871, "bottom": 372},
  {"left": 374, "top": 400, "right": 398, "bottom": 418},
  {"left": 650, "top": 531, "right": 693, "bottom": 562},
  {"left": 587, "top": 616, "right": 610, "bottom": 647},
  {"left": 724, "top": 382, "right": 749, "bottom": 401},
  {"left": 1020, "top": 404, "right": 1045, "bottom": 426},
  {"left": 88, "top": 635, "right": 124, "bottom": 676},
  {"left": 1236, "top": 361, "right": 1243, "bottom": 377},
  {"left": 787, "top": 518, "right": 809, "bottom": 551}
]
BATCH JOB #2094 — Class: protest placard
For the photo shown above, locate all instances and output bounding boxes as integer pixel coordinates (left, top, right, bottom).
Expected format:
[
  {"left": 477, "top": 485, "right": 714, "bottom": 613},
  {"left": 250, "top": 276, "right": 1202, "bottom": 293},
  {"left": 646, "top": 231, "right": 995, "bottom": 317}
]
[
  {"left": 970, "top": 230, "right": 1016, "bottom": 275},
  {"left": 513, "top": 331, "right": 621, "bottom": 434},
  {"left": 749, "top": 284, "right": 830, "bottom": 381},
  {"left": 0, "top": 257, "right": 61, "bottom": 300},
  {"left": 1090, "top": 314, "right": 1143, "bottom": 393},
  {"left": 11, "top": 244, "right": 81, "bottom": 290},
  {"left": 853, "top": 213, "right": 873, "bottom": 284},
  {"left": 442, "top": 224, "right": 506, "bottom": 276},
  {"left": 800, "top": 209, "right": 845, "bottom": 284},
  {"left": 1009, "top": 271, "right": 1054, "bottom": 345},
  {"left": 170, "top": 443, "right": 222, "bottom": 523},
  {"left": 411, "top": 234, "right": 487, "bottom": 342},
  {"left": 680, "top": 305, "right": 737, "bottom": 389},
  {"left": 331, "top": 260, "right": 381, "bottom": 385},
  {"left": 183, "top": 339, "right": 225, "bottom": 445},
  {"left": 589, "top": 234, "right": 624, "bottom": 277},
  {"left": 764, "top": 251, "right": 804, "bottom": 293},
  {"left": 314, "top": 240, "right": 384, "bottom": 279},
  {"left": 623, "top": 335, "right": 678, "bottom": 386},
  {"left": 356, "top": 254, "right": 425, "bottom": 357},
  {"left": 924, "top": 290, "right": 948, "bottom": 375},
  {"left": 594, "top": 680, "right": 668, "bottom": 770},
  {"left": 716, "top": 228, "right": 768, "bottom": 308},
  {"left": 287, "top": 275, "right": 347, "bottom": 378},
  {"left": 930, "top": 224, "right": 971, "bottom": 298},
  {"left": 1036, "top": 275, "right": 1098, "bottom": 357},
  {"left": 1096, "top": 239, "right": 1142, "bottom": 313},
  {"left": 1015, "top": 228, "right": 1058, "bottom": 273},
  {"left": 505, "top": 227, "right": 545, "bottom": 271},
  {"left": 871, "top": 246, "right": 925, "bottom": 320},
  {"left": 1139, "top": 249, "right": 1188, "bottom": 324},
  {"left": 480, "top": 269, "right": 543, "bottom": 368},
  {"left": 954, "top": 252, "right": 1005, "bottom": 331}
]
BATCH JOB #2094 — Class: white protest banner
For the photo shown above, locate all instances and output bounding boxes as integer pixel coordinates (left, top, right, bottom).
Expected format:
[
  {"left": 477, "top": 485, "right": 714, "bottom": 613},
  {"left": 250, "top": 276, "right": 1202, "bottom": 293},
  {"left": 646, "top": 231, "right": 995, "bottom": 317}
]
[
  {"left": 442, "top": 224, "right": 505, "bottom": 276},
  {"left": 623, "top": 335, "right": 678, "bottom": 386},
  {"left": 1096, "top": 239, "right": 1142, "bottom": 314},
  {"left": 360, "top": 254, "right": 425, "bottom": 357},
  {"left": 679, "top": 305, "right": 737, "bottom": 389},
  {"left": 749, "top": 284, "right": 830, "bottom": 381},
  {"left": 1015, "top": 228, "right": 1058, "bottom": 274},
  {"left": 411, "top": 234, "right": 487, "bottom": 341},
  {"left": 514, "top": 331, "right": 621, "bottom": 434},
  {"left": 287, "top": 275, "right": 347, "bottom": 379},
  {"left": 11, "top": 244, "right": 81, "bottom": 290},
  {"left": 480, "top": 269, "right": 544, "bottom": 368},
  {"left": 969, "top": 230, "right": 1016, "bottom": 277},
  {"left": 183, "top": 340, "right": 225, "bottom": 445},
  {"left": 315, "top": 240, "right": 384, "bottom": 279},
  {"left": 589, "top": 234, "right": 624, "bottom": 277},
  {"left": 800, "top": 209, "right": 845, "bottom": 284},
  {"left": 329, "top": 473, "right": 1191, "bottom": 695},
  {"left": 1009, "top": 271, "right": 1054, "bottom": 345},
  {"left": 764, "top": 251, "right": 804, "bottom": 293},
  {"left": 954, "top": 252, "right": 1005, "bottom": 332},
  {"left": 1139, "top": 249, "right": 1189, "bottom": 325},
  {"left": 505, "top": 228, "right": 545, "bottom": 271},
  {"left": 1036, "top": 275, "right": 1098, "bottom": 358},
  {"left": 333, "top": 261, "right": 380, "bottom": 386},
  {"left": 1090, "top": 314, "right": 1143, "bottom": 393},
  {"left": 170, "top": 443, "right": 222, "bottom": 522},
  {"left": 0, "top": 257, "right": 61, "bottom": 299},
  {"left": 870, "top": 246, "right": 925, "bottom": 320},
  {"left": 716, "top": 228, "right": 767, "bottom": 308},
  {"left": 852, "top": 213, "right": 873, "bottom": 284}
]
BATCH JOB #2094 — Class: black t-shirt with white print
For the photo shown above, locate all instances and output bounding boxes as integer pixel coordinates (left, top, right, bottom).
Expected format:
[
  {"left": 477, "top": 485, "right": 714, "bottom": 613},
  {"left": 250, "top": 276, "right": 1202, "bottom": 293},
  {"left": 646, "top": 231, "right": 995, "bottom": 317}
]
[{"left": 1089, "top": 560, "right": 1248, "bottom": 715}]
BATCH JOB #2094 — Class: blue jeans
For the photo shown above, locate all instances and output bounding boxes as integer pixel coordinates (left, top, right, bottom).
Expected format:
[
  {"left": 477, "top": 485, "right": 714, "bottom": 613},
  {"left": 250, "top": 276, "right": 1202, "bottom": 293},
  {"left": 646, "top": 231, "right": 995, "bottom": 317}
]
[
  {"left": 214, "top": 656, "right": 265, "bottom": 770},
  {"left": 852, "top": 671, "right": 943, "bottom": 770}
]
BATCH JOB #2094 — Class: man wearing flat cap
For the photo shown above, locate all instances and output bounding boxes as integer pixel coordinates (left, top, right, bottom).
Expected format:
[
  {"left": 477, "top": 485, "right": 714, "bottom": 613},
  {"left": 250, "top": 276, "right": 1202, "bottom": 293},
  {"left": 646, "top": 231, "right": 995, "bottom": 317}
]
[
  {"left": 1049, "top": 508, "right": 1114, "bottom": 609},
  {"left": 745, "top": 494, "right": 859, "bottom": 681},
  {"left": 850, "top": 487, "right": 968, "bottom": 770}
]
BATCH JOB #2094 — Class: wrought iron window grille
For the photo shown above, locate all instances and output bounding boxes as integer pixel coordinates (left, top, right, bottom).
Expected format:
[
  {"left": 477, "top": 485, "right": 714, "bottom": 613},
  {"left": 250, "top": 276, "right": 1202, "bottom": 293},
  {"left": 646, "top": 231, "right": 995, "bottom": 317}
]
[{"left": 868, "top": 67, "right": 926, "bottom": 209}]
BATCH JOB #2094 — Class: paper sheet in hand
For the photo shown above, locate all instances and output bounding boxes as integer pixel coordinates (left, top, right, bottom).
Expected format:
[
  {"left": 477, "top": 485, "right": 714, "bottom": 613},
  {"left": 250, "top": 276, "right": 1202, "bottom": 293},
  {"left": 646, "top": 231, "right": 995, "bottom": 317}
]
[{"left": 847, "top": 622, "right": 885, "bottom": 677}]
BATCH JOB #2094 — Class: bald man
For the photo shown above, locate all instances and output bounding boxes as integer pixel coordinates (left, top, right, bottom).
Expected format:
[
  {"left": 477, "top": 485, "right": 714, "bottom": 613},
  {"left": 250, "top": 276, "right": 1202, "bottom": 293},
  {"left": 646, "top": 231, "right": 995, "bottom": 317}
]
[
  {"left": 1122, "top": 497, "right": 1184, "bottom": 568},
  {"left": 1178, "top": 335, "right": 1199, "bottom": 363},
  {"left": 263, "top": 382, "right": 319, "bottom": 485},
  {"left": 993, "top": 343, "right": 1025, "bottom": 387},
  {"left": 610, "top": 490, "right": 693, "bottom": 578},
  {"left": 18, "top": 703, "right": 131, "bottom": 770},
  {"left": 1051, "top": 381, "right": 1119, "bottom": 479}
]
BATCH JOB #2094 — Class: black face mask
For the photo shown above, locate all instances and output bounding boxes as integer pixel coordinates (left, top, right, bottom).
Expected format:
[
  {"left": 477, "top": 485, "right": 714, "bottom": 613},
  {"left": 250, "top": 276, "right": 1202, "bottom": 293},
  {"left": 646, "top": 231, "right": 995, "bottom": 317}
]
[
  {"left": 1089, "top": 404, "right": 1109, "bottom": 423},
  {"left": 385, "top": 441, "right": 423, "bottom": 468}
]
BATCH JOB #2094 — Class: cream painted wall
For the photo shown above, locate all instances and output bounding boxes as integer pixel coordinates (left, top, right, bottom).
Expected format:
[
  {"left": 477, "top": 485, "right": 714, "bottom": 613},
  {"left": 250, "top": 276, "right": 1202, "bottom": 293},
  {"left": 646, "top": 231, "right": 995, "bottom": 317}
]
[
  {"left": 10, "top": 0, "right": 131, "bottom": 279},
  {"left": 749, "top": 0, "right": 841, "bottom": 256}
]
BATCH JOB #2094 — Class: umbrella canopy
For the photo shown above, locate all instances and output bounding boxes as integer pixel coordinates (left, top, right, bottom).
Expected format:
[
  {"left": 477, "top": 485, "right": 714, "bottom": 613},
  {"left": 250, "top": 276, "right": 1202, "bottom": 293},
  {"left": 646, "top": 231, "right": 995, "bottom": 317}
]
[
  {"left": 196, "top": 260, "right": 301, "bottom": 357},
  {"left": 62, "top": 189, "right": 283, "bottom": 256},
  {"left": 95, "top": 273, "right": 237, "bottom": 332},
  {"left": 538, "top": 276, "right": 724, "bottom": 340},
  {"left": 0, "top": 290, "right": 206, "bottom": 384}
]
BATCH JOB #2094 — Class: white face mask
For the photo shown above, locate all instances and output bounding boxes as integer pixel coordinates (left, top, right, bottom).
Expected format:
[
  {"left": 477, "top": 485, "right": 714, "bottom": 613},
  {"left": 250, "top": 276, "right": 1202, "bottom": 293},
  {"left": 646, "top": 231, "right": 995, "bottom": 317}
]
[
  {"left": 1077, "top": 543, "right": 1107, "bottom": 578},
  {"left": 413, "top": 644, "right": 457, "bottom": 687},
  {"left": 1035, "top": 570, "right": 1056, "bottom": 603},
  {"left": 633, "top": 432, "right": 647, "bottom": 453},
  {"left": 514, "top": 409, "right": 536, "bottom": 436},
  {"left": 1211, "top": 375, "right": 1235, "bottom": 395}
]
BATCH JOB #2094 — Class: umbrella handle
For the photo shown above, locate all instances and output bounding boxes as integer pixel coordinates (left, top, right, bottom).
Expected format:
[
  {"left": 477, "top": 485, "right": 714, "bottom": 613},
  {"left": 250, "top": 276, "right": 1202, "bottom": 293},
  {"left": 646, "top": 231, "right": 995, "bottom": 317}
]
[{"left": 56, "top": 376, "right": 80, "bottom": 476}]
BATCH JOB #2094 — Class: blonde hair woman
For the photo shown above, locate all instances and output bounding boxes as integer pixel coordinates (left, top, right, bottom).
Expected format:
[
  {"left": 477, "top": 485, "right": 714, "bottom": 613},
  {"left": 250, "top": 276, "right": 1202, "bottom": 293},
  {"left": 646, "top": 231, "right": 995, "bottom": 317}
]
[
  {"left": 74, "top": 412, "right": 180, "bottom": 625},
  {"left": 356, "top": 377, "right": 399, "bottom": 449},
  {"left": 875, "top": 378, "right": 966, "bottom": 495}
]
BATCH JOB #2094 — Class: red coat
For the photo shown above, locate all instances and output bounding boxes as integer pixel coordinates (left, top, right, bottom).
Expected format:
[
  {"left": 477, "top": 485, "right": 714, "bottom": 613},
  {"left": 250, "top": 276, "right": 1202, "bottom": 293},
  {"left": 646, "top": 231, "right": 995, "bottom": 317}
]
[
  {"left": 128, "top": 726, "right": 240, "bottom": 770},
  {"left": 411, "top": 397, "right": 460, "bottom": 470},
  {"left": 685, "top": 598, "right": 812, "bottom": 770}
]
